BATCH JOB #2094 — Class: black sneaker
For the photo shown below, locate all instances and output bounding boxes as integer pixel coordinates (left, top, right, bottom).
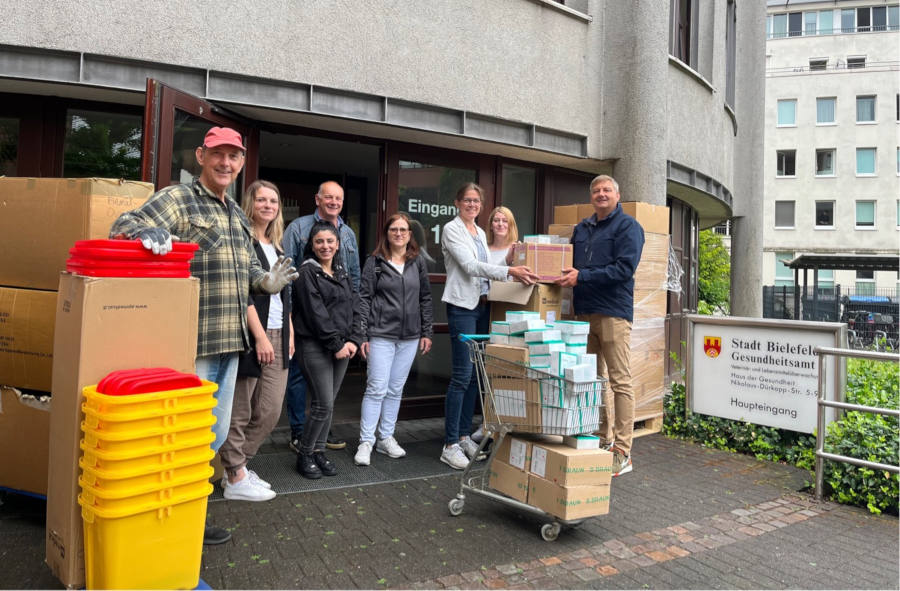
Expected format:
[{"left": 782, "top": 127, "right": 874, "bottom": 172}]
[
  {"left": 325, "top": 433, "right": 346, "bottom": 450},
  {"left": 313, "top": 451, "right": 338, "bottom": 476},
  {"left": 296, "top": 453, "right": 322, "bottom": 479},
  {"left": 289, "top": 433, "right": 302, "bottom": 454},
  {"left": 203, "top": 524, "right": 232, "bottom": 545}
]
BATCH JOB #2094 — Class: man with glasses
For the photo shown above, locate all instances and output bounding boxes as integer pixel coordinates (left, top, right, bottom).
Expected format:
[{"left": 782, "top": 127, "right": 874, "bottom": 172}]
[
  {"left": 110, "top": 126, "right": 299, "bottom": 545},
  {"left": 283, "top": 181, "right": 361, "bottom": 452}
]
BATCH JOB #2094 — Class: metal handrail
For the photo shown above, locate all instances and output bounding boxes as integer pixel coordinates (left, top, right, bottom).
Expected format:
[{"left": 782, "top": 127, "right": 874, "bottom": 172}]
[{"left": 814, "top": 346, "right": 900, "bottom": 500}]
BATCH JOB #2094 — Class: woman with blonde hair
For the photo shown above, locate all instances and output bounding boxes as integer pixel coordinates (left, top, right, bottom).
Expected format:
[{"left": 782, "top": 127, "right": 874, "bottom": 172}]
[
  {"left": 219, "top": 180, "right": 293, "bottom": 501},
  {"left": 486, "top": 206, "right": 519, "bottom": 266}
]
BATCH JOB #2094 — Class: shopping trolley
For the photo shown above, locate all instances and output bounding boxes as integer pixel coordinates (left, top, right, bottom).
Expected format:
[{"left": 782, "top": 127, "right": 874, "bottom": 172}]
[{"left": 447, "top": 335, "right": 607, "bottom": 541}]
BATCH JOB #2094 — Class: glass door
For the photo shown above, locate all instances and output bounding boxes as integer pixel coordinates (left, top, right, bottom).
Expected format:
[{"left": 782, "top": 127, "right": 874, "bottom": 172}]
[{"left": 141, "top": 79, "right": 257, "bottom": 195}]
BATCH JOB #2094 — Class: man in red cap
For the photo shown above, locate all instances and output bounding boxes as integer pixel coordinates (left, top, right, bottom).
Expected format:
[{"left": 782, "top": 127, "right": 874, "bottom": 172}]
[{"left": 110, "top": 126, "right": 298, "bottom": 545}]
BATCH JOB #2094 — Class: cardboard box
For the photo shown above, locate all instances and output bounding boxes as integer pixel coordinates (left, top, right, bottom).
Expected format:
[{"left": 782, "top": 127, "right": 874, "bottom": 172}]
[
  {"left": 511, "top": 243, "right": 573, "bottom": 283},
  {"left": 634, "top": 288, "right": 668, "bottom": 319},
  {"left": 527, "top": 475, "right": 610, "bottom": 520},
  {"left": 494, "top": 436, "right": 533, "bottom": 470},
  {"left": 547, "top": 224, "right": 575, "bottom": 239},
  {"left": 529, "top": 442, "right": 613, "bottom": 487},
  {"left": 488, "top": 459, "right": 530, "bottom": 503},
  {"left": 553, "top": 204, "right": 595, "bottom": 225},
  {"left": 0, "top": 178, "right": 153, "bottom": 290},
  {"left": 489, "top": 283, "right": 563, "bottom": 324},
  {"left": 46, "top": 274, "right": 199, "bottom": 588},
  {"left": 642, "top": 233, "right": 670, "bottom": 263},
  {"left": 0, "top": 287, "right": 57, "bottom": 391},
  {"left": 634, "top": 259, "right": 668, "bottom": 291},
  {"left": 483, "top": 376, "right": 542, "bottom": 434},
  {"left": 621, "top": 202, "right": 669, "bottom": 235},
  {"left": 0, "top": 386, "right": 51, "bottom": 495}
]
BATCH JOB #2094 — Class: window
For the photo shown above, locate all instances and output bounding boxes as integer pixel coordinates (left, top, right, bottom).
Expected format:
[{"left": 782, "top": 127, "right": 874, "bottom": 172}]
[
  {"left": 857, "top": 7, "right": 871, "bottom": 32},
  {"left": 776, "top": 150, "right": 796, "bottom": 176},
  {"left": 670, "top": 0, "right": 697, "bottom": 68},
  {"left": 856, "top": 95, "right": 876, "bottom": 122},
  {"left": 773, "top": 13, "right": 787, "bottom": 38},
  {"left": 856, "top": 270, "right": 875, "bottom": 296},
  {"left": 775, "top": 251, "right": 794, "bottom": 287},
  {"left": 815, "top": 97, "right": 835, "bottom": 124},
  {"left": 847, "top": 56, "right": 866, "bottom": 69},
  {"left": 809, "top": 58, "right": 828, "bottom": 71},
  {"left": 856, "top": 201, "right": 876, "bottom": 228},
  {"left": 891, "top": 5, "right": 900, "bottom": 30},
  {"left": 774, "top": 201, "right": 795, "bottom": 228},
  {"left": 815, "top": 149, "right": 835, "bottom": 176},
  {"left": 841, "top": 8, "right": 855, "bottom": 32},
  {"left": 804, "top": 11, "right": 818, "bottom": 35},
  {"left": 819, "top": 9, "right": 834, "bottom": 34},
  {"left": 817, "top": 269, "right": 835, "bottom": 289},
  {"left": 873, "top": 6, "right": 887, "bottom": 31},
  {"left": 815, "top": 201, "right": 834, "bottom": 227},
  {"left": 788, "top": 11, "right": 803, "bottom": 36},
  {"left": 856, "top": 148, "right": 876, "bottom": 175},
  {"left": 776, "top": 99, "right": 797, "bottom": 126},
  {"left": 500, "top": 164, "right": 536, "bottom": 236},
  {"left": 63, "top": 109, "right": 142, "bottom": 180}
]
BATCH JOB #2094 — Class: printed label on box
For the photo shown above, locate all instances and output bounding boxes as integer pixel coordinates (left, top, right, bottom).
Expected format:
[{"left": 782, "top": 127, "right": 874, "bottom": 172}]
[
  {"left": 509, "top": 439, "right": 528, "bottom": 470},
  {"left": 530, "top": 445, "right": 548, "bottom": 478}
]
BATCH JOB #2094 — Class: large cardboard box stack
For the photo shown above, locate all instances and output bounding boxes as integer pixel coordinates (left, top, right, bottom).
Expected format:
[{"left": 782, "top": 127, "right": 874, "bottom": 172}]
[
  {"left": 489, "top": 436, "right": 612, "bottom": 520},
  {"left": 46, "top": 274, "right": 199, "bottom": 588},
  {"left": 0, "top": 178, "right": 153, "bottom": 499},
  {"left": 546, "top": 201, "right": 670, "bottom": 423}
]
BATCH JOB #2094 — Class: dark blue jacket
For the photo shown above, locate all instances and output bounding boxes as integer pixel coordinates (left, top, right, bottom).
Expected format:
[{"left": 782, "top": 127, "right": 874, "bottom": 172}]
[{"left": 571, "top": 203, "right": 644, "bottom": 322}]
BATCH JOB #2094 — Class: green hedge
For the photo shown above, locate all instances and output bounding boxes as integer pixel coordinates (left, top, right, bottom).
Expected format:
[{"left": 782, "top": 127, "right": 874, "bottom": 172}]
[{"left": 663, "top": 357, "right": 898, "bottom": 515}]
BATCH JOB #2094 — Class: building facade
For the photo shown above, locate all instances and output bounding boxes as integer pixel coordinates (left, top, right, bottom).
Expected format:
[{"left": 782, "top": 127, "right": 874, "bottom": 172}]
[
  {"left": 0, "top": 0, "right": 765, "bottom": 405},
  {"left": 763, "top": 0, "right": 900, "bottom": 294}
]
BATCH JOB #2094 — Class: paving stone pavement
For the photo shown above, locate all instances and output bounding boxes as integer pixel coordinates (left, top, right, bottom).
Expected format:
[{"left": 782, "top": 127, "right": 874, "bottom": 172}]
[{"left": 1, "top": 426, "right": 897, "bottom": 590}]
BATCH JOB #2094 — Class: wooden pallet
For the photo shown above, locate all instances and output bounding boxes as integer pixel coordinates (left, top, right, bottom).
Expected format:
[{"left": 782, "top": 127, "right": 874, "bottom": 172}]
[{"left": 632, "top": 414, "right": 664, "bottom": 439}]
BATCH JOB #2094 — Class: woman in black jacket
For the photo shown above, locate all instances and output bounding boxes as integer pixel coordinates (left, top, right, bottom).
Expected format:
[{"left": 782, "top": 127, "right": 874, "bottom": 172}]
[
  {"left": 220, "top": 180, "right": 292, "bottom": 501},
  {"left": 293, "top": 221, "right": 362, "bottom": 479},
  {"left": 353, "top": 213, "right": 433, "bottom": 466}
]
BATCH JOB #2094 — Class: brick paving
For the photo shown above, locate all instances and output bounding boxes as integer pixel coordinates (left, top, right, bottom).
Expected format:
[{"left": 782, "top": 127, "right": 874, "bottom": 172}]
[{"left": 1, "top": 428, "right": 897, "bottom": 589}]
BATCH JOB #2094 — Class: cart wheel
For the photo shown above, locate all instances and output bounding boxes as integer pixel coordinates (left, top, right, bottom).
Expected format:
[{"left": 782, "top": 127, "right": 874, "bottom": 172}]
[
  {"left": 448, "top": 498, "right": 465, "bottom": 516},
  {"left": 541, "top": 522, "right": 561, "bottom": 541}
]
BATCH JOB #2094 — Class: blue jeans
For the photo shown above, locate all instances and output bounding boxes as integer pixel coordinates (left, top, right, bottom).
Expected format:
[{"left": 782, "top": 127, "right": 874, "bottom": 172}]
[
  {"left": 195, "top": 352, "right": 240, "bottom": 452},
  {"left": 359, "top": 337, "right": 419, "bottom": 444},
  {"left": 286, "top": 354, "right": 307, "bottom": 437},
  {"left": 444, "top": 302, "right": 489, "bottom": 445}
]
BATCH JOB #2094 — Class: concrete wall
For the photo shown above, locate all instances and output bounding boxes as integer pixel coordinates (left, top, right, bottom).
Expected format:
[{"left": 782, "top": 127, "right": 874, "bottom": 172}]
[{"left": 1, "top": 0, "right": 598, "bottom": 140}]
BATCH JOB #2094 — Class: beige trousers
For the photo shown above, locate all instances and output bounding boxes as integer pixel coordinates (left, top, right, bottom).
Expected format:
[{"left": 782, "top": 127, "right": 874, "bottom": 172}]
[
  {"left": 220, "top": 329, "right": 289, "bottom": 477},
  {"left": 577, "top": 313, "right": 635, "bottom": 456}
]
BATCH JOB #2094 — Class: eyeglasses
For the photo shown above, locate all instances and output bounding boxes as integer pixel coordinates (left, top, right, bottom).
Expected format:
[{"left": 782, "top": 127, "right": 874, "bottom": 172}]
[
  {"left": 460, "top": 198, "right": 481, "bottom": 205},
  {"left": 388, "top": 227, "right": 410, "bottom": 234}
]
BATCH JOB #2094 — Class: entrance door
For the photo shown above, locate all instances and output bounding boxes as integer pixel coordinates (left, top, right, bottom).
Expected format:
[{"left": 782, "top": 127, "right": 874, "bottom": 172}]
[{"left": 141, "top": 78, "right": 257, "bottom": 194}]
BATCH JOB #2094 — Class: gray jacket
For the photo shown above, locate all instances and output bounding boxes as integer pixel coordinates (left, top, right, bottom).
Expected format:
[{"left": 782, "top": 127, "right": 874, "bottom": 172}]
[
  {"left": 283, "top": 211, "right": 361, "bottom": 290},
  {"left": 358, "top": 254, "right": 433, "bottom": 341}
]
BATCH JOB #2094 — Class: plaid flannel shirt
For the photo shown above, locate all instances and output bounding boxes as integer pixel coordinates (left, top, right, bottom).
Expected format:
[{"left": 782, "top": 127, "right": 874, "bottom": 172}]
[{"left": 109, "top": 179, "right": 266, "bottom": 357}]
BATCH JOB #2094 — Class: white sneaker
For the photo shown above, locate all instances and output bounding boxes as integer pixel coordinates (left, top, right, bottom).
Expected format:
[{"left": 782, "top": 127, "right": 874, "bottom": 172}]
[
  {"left": 376, "top": 436, "right": 406, "bottom": 458},
  {"left": 221, "top": 469, "right": 271, "bottom": 490},
  {"left": 223, "top": 475, "right": 276, "bottom": 501},
  {"left": 458, "top": 437, "right": 483, "bottom": 460},
  {"left": 355, "top": 441, "right": 373, "bottom": 466},
  {"left": 247, "top": 469, "right": 271, "bottom": 489},
  {"left": 471, "top": 425, "right": 485, "bottom": 443},
  {"left": 440, "top": 444, "right": 469, "bottom": 470}
]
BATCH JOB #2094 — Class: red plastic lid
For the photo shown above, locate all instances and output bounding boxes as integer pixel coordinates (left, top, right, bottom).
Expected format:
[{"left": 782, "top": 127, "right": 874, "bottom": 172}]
[
  {"left": 66, "top": 239, "right": 198, "bottom": 278},
  {"left": 73, "top": 239, "right": 199, "bottom": 256},
  {"left": 96, "top": 368, "right": 203, "bottom": 395}
]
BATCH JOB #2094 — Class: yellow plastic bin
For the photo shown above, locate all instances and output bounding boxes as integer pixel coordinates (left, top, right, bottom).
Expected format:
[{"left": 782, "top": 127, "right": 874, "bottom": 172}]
[
  {"left": 80, "top": 450, "right": 215, "bottom": 493},
  {"left": 79, "top": 485, "right": 211, "bottom": 590},
  {"left": 82, "top": 380, "right": 217, "bottom": 418},
  {"left": 80, "top": 431, "right": 215, "bottom": 473},
  {"left": 79, "top": 472, "right": 213, "bottom": 512},
  {"left": 81, "top": 413, "right": 216, "bottom": 453},
  {"left": 82, "top": 396, "right": 217, "bottom": 433}
]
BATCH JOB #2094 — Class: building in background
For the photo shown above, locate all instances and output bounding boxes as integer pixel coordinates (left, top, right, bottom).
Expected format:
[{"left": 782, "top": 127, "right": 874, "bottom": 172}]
[
  {"left": 0, "top": 0, "right": 765, "bottom": 403},
  {"left": 763, "top": 0, "right": 900, "bottom": 299}
]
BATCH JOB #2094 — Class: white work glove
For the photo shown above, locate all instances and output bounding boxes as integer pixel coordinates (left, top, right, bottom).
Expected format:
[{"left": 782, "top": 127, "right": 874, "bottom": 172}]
[
  {"left": 259, "top": 256, "right": 299, "bottom": 293},
  {"left": 135, "top": 227, "right": 176, "bottom": 255}
]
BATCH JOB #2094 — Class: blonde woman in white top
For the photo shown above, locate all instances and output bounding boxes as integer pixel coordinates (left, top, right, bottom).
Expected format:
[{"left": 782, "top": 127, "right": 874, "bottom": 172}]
[{"left": 438, "top": 183, "right": 538, "bottom": 469}]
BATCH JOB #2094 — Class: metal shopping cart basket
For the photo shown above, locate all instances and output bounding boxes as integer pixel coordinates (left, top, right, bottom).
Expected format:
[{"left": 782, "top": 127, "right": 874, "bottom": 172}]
[{"left": 447, "top": 335, "right": 607, "bottom": 541}]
